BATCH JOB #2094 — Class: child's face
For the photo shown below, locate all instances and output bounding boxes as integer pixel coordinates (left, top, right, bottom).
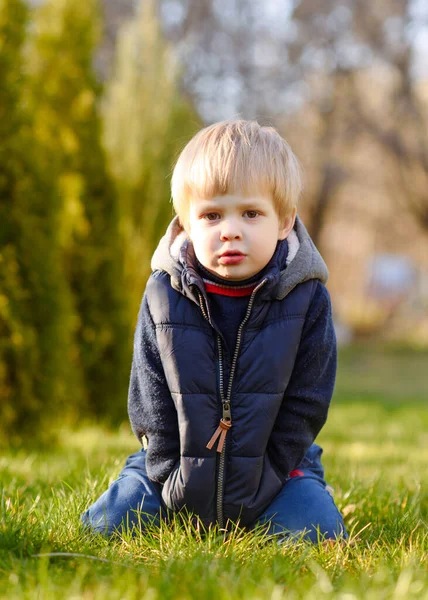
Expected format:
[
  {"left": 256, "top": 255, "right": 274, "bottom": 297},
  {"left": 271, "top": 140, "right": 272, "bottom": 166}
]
[{"left": 187, "top": 192, "right": 296, "bottom": 281}]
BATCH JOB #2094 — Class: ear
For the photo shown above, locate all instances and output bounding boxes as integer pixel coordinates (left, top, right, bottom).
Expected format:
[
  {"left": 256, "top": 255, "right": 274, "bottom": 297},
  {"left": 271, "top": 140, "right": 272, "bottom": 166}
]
[{"left": 278, "top": 207, "right": 297, "bottom": 240}]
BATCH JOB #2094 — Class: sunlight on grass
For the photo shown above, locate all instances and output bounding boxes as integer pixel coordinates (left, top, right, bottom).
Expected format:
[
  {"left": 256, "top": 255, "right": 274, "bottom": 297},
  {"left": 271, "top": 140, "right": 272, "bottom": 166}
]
[
  {"left": 63, "top": 423, "right": 138, "bottom": 454},
  {"left": 1, "top": 347, "right": 428, "bottom": 599}
]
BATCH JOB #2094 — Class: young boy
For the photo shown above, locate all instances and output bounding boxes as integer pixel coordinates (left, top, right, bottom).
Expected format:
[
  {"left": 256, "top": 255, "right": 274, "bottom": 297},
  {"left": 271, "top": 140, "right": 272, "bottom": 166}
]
[{"left": 82, "top": 119, "right": 346, "bottom": 542}]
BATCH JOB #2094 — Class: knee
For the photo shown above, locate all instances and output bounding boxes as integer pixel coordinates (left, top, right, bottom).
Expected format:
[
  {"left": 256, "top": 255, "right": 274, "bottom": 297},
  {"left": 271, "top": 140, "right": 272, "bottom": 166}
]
[
  {"left": 260, "top": 482, "right": 348, "bottom": 544},
  {"left": 303, "top": 514, "right": 347, "bottom": 543},
  {"left": 81, "top": 495, "right": 162, "bottom": 537},
  {"left": 80, "top": 504, "right": 121, "bottom": 537},
  {"left": 263, "top": 513, "right": 346, "bottom": 545},
  {"left": 81, "top": 479, "right": 162, "bottom": 537}
]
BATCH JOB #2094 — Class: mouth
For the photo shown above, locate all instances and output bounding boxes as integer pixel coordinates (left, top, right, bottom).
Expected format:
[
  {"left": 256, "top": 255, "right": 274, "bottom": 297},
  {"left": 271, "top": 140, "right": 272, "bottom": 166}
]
[
  {"left": 218, "top": 250, "right": 246, "bottom": 265},
  {"left": 219, "top": 250, "right": 245, "bottom": 257}
]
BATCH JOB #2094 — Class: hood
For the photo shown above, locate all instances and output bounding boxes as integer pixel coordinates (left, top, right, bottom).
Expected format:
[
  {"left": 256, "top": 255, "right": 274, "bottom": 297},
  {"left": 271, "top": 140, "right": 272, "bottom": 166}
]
[{"left": 151, "top": 215, "right": 328, "bottom": 301}]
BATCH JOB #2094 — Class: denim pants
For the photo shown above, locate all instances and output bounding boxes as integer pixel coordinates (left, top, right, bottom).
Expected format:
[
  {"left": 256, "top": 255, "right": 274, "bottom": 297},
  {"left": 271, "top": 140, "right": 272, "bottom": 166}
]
[{"left": 81, "top": 444, "right": 346, "bottom": 543}]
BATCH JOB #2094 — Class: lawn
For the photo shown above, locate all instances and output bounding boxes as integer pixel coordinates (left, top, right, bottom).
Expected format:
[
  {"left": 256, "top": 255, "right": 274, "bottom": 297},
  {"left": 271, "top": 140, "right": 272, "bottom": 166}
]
[{"left": 1, "top": 345, "right": 427, "bottom": 599}]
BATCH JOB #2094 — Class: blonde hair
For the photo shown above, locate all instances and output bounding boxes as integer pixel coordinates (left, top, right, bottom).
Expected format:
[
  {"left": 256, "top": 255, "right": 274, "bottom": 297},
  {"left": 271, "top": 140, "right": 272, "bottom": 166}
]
[{"left": 171, "top": 119, "right": 302, "bottom": 230}]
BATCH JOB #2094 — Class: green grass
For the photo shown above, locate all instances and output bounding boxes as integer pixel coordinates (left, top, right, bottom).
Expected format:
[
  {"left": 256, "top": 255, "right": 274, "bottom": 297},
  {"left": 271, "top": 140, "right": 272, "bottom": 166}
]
[{"left": 1, "top": 346, "right": 428, "bottom": 599}]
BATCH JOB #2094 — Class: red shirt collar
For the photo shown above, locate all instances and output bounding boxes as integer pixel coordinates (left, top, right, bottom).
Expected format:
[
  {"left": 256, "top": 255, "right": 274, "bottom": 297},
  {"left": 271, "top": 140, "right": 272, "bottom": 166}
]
[{"left": 202, "top": 279, "right": 257, "bottom": 297}]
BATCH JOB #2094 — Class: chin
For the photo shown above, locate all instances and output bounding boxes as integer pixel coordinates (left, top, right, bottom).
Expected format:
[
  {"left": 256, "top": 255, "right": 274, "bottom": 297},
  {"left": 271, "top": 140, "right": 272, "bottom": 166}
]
[{"left": 222, "top": 272, "right": 247, "bottom": 281}]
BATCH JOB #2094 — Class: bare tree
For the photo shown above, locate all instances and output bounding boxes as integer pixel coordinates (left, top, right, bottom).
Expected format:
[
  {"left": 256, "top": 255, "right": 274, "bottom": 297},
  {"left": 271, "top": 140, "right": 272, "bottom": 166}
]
[
  {"left": 100, "top": 0, "right": 428, "bottom": 237},
  {"left": 288, "top": 0, "right": 428, "bottom": 234},
  {"left": 350, "top": 0, "right": 428, "bottom": 232}
]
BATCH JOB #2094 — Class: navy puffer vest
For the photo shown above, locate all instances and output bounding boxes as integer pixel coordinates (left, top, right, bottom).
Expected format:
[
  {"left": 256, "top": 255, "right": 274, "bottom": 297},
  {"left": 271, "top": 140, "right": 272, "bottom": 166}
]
[{"left": 145, "top": 233, "right": 319, "bottom": 527}]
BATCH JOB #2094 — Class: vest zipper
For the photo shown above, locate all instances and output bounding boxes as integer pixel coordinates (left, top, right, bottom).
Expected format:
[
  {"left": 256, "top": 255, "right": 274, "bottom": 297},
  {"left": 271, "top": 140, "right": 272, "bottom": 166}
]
[
  {"left": 197, "top": 279, "right": 267, "bottom": 528},
  {"left": 215, "top": 335, "right": 227, "bottom": 526}
]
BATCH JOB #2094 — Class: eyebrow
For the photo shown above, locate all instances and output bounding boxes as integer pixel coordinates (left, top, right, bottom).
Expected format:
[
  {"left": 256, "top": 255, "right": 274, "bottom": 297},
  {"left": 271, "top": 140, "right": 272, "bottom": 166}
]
[{"left": 196, "top": 198, "right": 267, "bottom": 211}]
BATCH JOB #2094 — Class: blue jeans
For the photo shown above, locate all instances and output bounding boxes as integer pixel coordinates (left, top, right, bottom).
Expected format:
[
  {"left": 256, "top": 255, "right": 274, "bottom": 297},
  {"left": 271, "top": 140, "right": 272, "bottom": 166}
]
[{"left": 81, "top": 444, "right": 346, "bottom": 543}]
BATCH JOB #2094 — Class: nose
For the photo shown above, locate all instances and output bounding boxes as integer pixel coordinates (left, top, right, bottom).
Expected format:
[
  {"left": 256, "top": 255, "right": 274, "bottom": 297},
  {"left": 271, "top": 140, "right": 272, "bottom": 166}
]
[{"left": 220, "top": 217, "right": 242, "bottom": 241}]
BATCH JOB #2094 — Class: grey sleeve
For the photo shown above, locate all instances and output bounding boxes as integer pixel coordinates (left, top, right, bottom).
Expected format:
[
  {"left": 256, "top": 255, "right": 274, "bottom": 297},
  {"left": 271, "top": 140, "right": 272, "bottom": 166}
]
[
  {"left": 268, "top": 282, "right": 337, "bottom": 480},
  {"left": 127, "top": 293, "right": 180, "bottom": 483}
]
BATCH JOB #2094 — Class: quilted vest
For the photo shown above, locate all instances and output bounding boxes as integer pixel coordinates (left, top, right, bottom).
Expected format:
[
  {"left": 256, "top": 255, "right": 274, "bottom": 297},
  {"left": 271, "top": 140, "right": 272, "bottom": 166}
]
[{"left": 145, "top": 267, "right": 317, "bottom": 527}]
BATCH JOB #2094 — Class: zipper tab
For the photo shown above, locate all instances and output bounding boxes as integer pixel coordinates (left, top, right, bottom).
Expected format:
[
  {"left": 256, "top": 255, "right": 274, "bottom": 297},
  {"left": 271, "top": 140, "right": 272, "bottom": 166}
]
[
  {"left": 206, "top": 418, "right": 232, "bottom": 453},
  {"left": 222, "top": 402, "right": 231, "bottom": 422}
]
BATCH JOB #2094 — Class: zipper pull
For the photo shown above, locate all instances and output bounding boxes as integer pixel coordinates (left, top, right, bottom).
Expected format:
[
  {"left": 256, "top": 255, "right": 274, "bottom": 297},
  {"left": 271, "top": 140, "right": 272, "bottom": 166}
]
[
  {"left": 206, "top": 418, "right": 232, "bottom": 453},
  {"left": 206, "top": 403, "right": 232, "bottom": 453}
]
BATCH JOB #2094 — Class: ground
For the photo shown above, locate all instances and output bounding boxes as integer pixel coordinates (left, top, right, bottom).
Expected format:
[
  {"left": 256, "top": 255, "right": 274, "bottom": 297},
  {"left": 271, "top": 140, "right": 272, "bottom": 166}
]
[{"left": 1, "top": 345, "right": 427, "bottom": 599}]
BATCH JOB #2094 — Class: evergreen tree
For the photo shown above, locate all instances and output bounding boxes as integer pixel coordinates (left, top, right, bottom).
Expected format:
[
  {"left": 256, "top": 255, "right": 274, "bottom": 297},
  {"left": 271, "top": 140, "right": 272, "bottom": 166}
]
[
  {"left": 0, "top": 0, "right": 78, "bottom": 443},
  {"left": 28, "top": 0, "right": 131, "bottom": 422},
  {"left": 103, "top": 0, "right": 201, "bottom": 318}
]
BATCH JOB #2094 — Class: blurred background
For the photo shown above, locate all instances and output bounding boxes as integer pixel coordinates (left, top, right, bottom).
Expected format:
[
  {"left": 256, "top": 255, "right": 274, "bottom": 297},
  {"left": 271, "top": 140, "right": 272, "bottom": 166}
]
[{"left": 1, "top": 0, "right": 427, "bottom": 446}]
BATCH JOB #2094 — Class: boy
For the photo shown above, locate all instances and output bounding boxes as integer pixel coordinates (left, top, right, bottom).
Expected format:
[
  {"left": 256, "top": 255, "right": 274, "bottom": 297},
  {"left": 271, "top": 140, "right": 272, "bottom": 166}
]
[{"left": 82, "top": 119, "right": 346, "bottom": 542}]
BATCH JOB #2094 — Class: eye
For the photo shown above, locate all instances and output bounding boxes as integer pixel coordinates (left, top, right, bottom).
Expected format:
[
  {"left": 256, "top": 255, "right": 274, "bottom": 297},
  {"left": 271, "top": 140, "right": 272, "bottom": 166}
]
[
  {"left": 203, "top": 212, "right": 220, "bottom": 221},
  {"left": 244, "top": 210, "right": 259, "bottom": 219}
]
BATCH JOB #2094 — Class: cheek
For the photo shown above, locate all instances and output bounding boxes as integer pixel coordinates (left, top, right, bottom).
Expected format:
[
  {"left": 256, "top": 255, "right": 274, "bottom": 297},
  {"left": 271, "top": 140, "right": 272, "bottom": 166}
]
[
  {"left": 191, "top": 231, "right": 213, "bottom": 258},
  {"left": 258, "top": 233, "right": 278, "bottom": 261}
]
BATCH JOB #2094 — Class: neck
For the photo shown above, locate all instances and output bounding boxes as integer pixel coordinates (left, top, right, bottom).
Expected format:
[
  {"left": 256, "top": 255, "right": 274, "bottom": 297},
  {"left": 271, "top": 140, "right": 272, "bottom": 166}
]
[{"left": 196, "top": 261, "right": 261, "bottom": 296}]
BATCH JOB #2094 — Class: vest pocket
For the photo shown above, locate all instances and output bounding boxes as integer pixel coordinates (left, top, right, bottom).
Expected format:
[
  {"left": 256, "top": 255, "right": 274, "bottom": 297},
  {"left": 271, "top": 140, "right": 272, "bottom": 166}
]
[
  {"left": 223, "top": 454, "right": 284, "bottom": 525},
  {"left": 161, "top": 456, "right": 217, "bottom": 525}
]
